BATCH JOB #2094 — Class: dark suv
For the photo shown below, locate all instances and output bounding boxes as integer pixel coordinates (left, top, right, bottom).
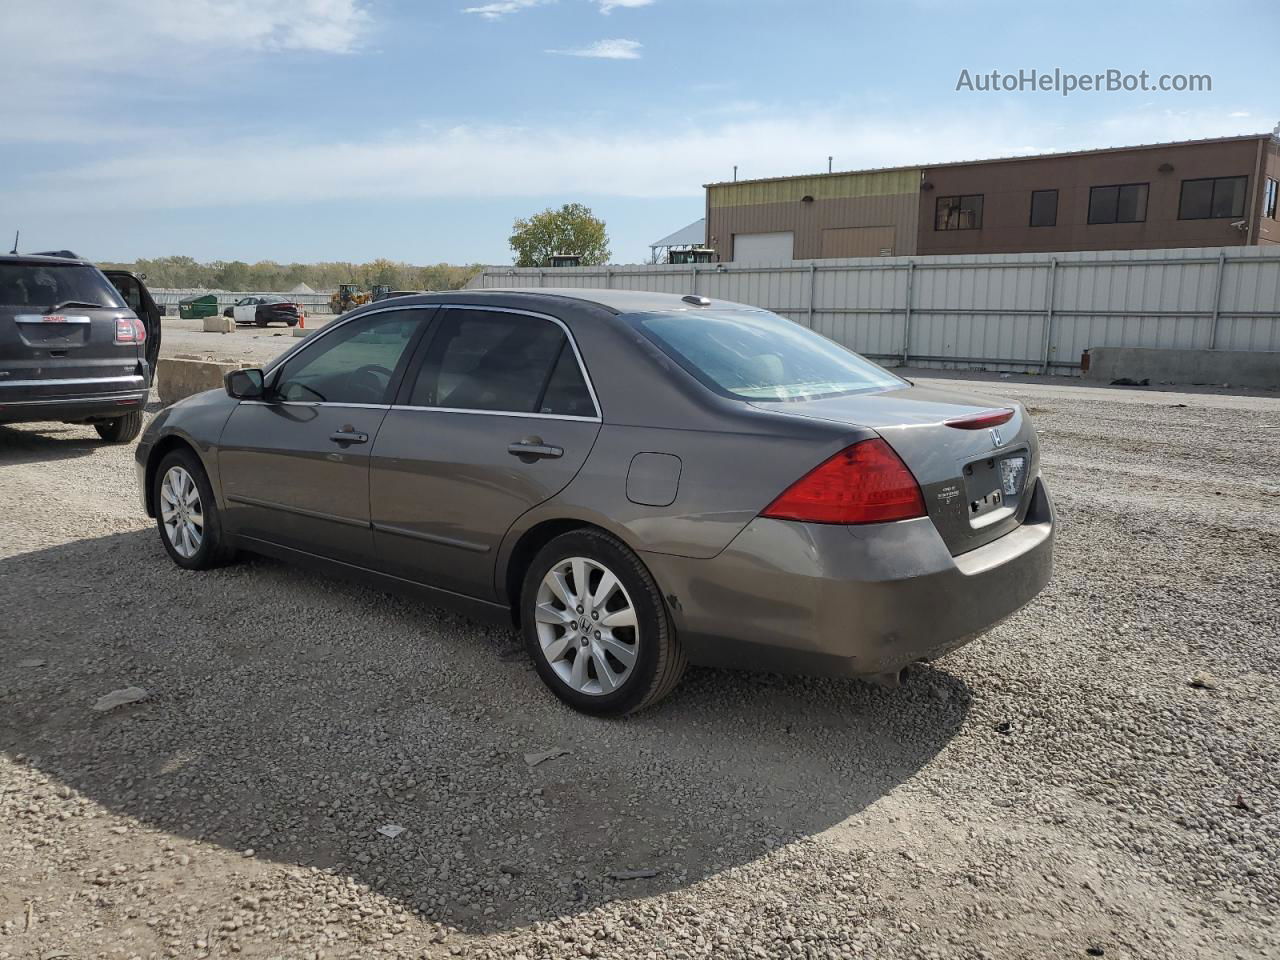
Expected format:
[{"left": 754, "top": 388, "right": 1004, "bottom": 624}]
[{"left": 0, "top": 254, "right": 151, "bottom": 443}]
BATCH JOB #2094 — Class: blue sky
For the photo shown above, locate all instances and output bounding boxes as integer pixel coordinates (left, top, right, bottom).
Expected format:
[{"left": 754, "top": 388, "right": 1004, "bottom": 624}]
[{"left": 2, "top": 0, "right": 1276, "bottom": 265}]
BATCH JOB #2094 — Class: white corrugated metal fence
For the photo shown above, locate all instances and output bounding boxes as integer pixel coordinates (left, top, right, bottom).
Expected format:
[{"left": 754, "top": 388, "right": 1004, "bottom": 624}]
[{"left": 470, "top": 246, "right": 1280, "bottom": 373}]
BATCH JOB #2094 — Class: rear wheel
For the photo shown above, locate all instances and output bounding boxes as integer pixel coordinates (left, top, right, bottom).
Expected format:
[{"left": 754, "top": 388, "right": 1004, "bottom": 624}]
[
  {"left": 94, "top": 411, "right": 143, "bottom": 444},
  {"left": 521, "top": 530, "right": 685, "bottom": 716},
  {"left": 153, "top": 448, "right": 236, "bottom": 570}
]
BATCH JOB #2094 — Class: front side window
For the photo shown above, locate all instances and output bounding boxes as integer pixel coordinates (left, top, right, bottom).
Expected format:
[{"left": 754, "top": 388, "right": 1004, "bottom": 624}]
[
  {"left": 408, "top": 309, "right": 594, "bottom": 416},
  {"left": 1178, "top": 176, "right": 1248, "bottom": 220},
  {"left": 1030, "top": 189, "right": 1058, "bottom": 227},
  {"left": 1266, "top": 178, "right": 1279, "bottom": 219},
  {"left": 631, "top": 308, "right": 905, "bottom": 402},
  {"left": 0, "top": 263, "right": 124, "bottom": 309},
  {"left": 935, "top": 194, "right": 983, "bottom": 230},
  {"left": 1088, "top": 183, "right": 1148, "bottom": 224},
  {"left": 272, "top": 309, "right": 423, "bottom": 405}
]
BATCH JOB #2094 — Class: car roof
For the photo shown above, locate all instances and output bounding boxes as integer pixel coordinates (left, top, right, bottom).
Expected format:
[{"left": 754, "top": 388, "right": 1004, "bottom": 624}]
[
  {"left": 360, "top": 287, "right": 750, "bottom": 316},
  {"left": 0, "top": 253, "right": 93, "bottom": 266}
]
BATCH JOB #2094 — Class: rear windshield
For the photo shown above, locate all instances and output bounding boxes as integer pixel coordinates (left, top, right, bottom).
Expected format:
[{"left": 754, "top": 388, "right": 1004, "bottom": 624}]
[
  {"left": 0, "top": 262, "right": 124, "bottom": 310},
  {"left": 631, "top": 308, "right": 905, "bottom": 401}
]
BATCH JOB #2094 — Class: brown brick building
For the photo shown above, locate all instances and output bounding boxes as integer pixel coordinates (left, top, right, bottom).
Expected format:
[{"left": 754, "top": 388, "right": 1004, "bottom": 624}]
[{"left": 704, "top": 133, "right": 1280, "bottom": 262}]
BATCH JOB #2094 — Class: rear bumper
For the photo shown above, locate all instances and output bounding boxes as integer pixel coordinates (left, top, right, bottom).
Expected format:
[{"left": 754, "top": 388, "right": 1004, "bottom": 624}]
[
  {"left": 646, "top": 477, "right": 1055, "bottom": 678},
  {"left": 0, "top": 382, "right": 148, "bottom": 424}
]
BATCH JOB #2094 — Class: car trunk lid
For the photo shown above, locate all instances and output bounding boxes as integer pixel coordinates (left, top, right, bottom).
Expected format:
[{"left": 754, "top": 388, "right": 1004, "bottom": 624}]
[{"left": 751, "top": 384, "right": 1040, "bottom": 555}]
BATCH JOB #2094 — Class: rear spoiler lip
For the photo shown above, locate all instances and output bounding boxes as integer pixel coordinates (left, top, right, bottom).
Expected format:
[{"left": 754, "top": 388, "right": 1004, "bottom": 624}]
[{"left": 943, "top": 408, "right": 1015, "bottom": 430}]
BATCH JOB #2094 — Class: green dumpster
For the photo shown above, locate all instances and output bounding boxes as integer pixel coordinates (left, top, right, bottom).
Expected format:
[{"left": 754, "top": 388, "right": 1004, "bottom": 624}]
[{"left": 178, "top": 294, "right": 218, "bottom": 320}]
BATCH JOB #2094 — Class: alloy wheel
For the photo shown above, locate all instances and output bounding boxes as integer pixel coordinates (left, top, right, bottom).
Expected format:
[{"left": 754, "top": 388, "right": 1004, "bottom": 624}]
[
  {"left": 160, "top": 465, "right": 204, "bottom": 559},
  {"left": 534, "top": 556, "right": 639, "bottom": 696}
]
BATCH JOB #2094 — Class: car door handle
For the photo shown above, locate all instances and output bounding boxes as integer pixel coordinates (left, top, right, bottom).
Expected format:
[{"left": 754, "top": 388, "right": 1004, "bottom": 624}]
[
  {"left": 508, "top": 439, "right": 563, "bottom": 459},
  {"left": 330, "top": 429, "right": 369, "bottom": 444}
]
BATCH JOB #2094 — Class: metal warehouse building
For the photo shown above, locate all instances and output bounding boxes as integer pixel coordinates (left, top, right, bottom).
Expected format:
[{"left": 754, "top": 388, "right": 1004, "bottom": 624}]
[{"left": 704, "top": 131, "right": 1280, "bottom": 262}]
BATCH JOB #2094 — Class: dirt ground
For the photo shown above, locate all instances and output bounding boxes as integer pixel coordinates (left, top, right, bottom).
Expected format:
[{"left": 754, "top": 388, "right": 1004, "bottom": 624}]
[{"left": 1, "top": 320, "right": 1277, "bottom": 960}]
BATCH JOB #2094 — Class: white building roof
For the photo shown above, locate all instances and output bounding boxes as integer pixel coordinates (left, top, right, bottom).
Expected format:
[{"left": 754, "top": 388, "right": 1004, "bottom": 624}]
[{"left": 650, "top": 218, "right": 706, "bottom": 250}]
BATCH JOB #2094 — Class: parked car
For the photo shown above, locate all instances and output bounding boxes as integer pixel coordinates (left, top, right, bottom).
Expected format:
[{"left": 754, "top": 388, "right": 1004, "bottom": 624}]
[
  {"left": 136, "top": 290, "right": 1054, "bottom": 714},
  {"left": 229, "top": 295, "right": 302, "bottom": 327},
  {"left": 1, "top": 253, "right": 150, "bottom": 442}
]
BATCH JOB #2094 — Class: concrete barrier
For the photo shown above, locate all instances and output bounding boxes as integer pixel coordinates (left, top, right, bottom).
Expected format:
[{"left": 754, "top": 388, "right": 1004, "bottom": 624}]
[
  {"left": 157, "top": 358, "right": 245, "bottom": 406},
  {"left": 202, "top": 314, "right": 235, "bottom": 333},
  {"left": 1083, "top": 347, "right": 1280, "bottom": 389}
]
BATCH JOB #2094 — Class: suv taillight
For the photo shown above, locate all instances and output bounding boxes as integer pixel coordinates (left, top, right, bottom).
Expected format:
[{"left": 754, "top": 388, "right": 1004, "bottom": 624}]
[
  {"left": 761, "top": 438, "right": 925, "bottom": 525},
  {"left": 114, "top": 317, "right": 146, "bottom": 344}
]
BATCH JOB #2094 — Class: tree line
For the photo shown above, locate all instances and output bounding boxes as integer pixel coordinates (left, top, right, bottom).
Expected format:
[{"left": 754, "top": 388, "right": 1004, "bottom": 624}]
[{"left": 97, "top": 256, "right": 484, "bottom": 292}]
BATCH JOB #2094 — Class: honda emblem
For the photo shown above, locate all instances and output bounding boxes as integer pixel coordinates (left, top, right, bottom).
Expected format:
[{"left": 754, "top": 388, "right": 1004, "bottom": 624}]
[{"left": 989, "top": 428, "right": 1005, "bottom": 448}]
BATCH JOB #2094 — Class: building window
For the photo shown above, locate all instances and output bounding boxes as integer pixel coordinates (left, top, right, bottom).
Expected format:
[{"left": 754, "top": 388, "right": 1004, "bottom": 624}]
[
  {"left": 1029, "top": 189, "right": 1058, "bottom": 227},
  {"left": 1088, "top": 183, "right": 1148, "bottom": 224},
  {"left": 1178, "top": 176, "right": 1248, "bottom": 220},
  {"left": 1264, "top": 178, "right": 1278, "bottom": 220},
  {"left": 935, "top": 194, "right": 983, "bottom": 230}
]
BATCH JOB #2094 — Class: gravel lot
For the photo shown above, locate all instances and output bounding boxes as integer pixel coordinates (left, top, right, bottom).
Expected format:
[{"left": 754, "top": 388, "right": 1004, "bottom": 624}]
[{"left": 2, "top": 320, "right": 1278, "bottom": 960}]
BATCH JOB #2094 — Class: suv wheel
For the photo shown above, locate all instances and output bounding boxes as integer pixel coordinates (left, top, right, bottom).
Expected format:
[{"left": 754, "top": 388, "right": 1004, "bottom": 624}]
[
  {"left": 521, "top": 529, "right": 686, "bottom": 715},
  {"left": 153, "top": 448, "right": 236, "bottom": 570},
  {"left": 94, "top": 411, "right": 143, "bottom": 444}
]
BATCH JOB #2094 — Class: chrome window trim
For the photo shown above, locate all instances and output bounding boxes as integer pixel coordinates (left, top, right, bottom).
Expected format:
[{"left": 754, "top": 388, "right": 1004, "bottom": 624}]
[
  {"left": 0, "top": 374, "right": 145, "bottom": 388},
  {"left": 239, "top": 400, "right": 390, "bottom": 410},
  {"left": 262, "top": 301, "right": 603, "bottom": 422},
  {"left": 389, "top": 404, "right": 599, "bottom": 423}
]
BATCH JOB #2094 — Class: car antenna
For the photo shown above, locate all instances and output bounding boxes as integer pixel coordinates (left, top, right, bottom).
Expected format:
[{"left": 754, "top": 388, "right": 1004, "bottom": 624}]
[{"left": 8, "top": 230, "right": 17, "bottom": 255}]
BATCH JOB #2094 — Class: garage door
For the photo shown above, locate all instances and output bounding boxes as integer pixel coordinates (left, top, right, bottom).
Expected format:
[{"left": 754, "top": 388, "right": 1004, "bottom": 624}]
[{"left": 732, "top": 232, "right": 794, "bottom": 263}]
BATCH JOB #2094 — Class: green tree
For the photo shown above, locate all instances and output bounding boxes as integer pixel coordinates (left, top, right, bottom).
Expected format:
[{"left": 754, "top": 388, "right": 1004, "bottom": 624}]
[{"left": 509, "top": 203, "right": 610, "bottom": 267}]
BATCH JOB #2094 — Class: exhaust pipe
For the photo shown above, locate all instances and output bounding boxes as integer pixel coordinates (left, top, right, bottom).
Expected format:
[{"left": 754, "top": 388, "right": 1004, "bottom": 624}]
[{"left": 868, "top": 665, "right": 913, "bottom": 689}]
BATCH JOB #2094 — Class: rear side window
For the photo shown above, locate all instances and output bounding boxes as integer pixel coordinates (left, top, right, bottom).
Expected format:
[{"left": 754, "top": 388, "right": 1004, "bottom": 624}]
[
  {"left": 0, "top": 263, "right": 124, "bottom": 310},
  {"left": 631, "top": 309, "right": 905, "bottom": 402},
  {"left": 409, "top": 309, "right": 594, "bottom": 416}
]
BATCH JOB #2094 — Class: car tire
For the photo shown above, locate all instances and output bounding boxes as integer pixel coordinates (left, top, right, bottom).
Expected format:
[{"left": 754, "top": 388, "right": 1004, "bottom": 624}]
[
  {"left": 521, "top": 529, "right": 686, "bottom": 716},
  {"left": 153, "top": 448, "right": 236, "bottom": 570},
  {"left": 287, "top": 319, "right": 298, "bottom": 327},
  {"left": 255, "top": 318, "right": 268, "bottom": 327},
  {"left": 94, "top": 411, "right": 143, "bottom": 444}
]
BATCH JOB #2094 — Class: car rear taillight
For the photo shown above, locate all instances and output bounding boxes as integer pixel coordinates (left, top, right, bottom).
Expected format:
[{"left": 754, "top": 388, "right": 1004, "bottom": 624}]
[
  {"left": 761, "top": 438, "right": 926, "bottom": 525},
  {"left": 114, "top": 317, "right": 146, "bottom": 344},
  {"left": 944, "top": 408, "right": 1014, "bottom": 429}
]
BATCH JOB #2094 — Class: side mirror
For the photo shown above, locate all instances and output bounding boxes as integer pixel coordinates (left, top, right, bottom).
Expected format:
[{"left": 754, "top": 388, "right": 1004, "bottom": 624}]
[{"left": 225, "top": 367, "right": 265, "bottom": 400}]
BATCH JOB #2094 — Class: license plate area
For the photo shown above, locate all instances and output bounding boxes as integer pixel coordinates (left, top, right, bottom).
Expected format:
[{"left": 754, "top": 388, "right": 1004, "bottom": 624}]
[
  {"left": 14, "top": 315, "right": 91, "bottom": 348},
  {"left": 963, "top": 451, "right": 1028, "bottom": 529}
]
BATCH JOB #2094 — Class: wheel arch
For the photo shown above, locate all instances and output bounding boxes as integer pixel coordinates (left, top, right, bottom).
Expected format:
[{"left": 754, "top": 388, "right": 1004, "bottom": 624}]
[
  {"left": 144, "top": 434, "right": 203, "bottom": 518},
  {"left": 500, "top": 517, "right": 629, "bottom": 628}
]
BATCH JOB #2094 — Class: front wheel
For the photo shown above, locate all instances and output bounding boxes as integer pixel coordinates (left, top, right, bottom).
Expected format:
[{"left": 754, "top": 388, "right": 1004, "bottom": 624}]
[
  {"left": 153, "top": 448, "right": 236, "bottom": 570},
  {"left": 94, "top": 411, "right": 143, "bottom": 444},
  {"left": 521, "top": 530, "right": 686, "bottom": 716}
]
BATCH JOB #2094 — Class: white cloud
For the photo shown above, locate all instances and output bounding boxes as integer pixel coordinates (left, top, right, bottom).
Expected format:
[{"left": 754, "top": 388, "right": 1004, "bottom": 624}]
[
  {"left": 0, "top": 1, "right": 372, "bottom": 145},
  {"left": 3, "top": 104, "right": 1268, "bottom": 219},
  {"left": 597, "top": 0, "right": 655, "bottom": 13},
  {"left": 462, "top": 0, "right": 546, "bottom": 19},
  {"left": 0, "top": 0, "right": 371, "bottom": 60},
  {"left": 548, "top": 38, "right": 642, "bottom": 59}
]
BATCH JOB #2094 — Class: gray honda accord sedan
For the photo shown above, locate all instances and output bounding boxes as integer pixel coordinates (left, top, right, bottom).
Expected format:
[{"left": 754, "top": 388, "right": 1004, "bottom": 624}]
[{"left": 136, "top": 289, "right": 1053, "bottom": 714}]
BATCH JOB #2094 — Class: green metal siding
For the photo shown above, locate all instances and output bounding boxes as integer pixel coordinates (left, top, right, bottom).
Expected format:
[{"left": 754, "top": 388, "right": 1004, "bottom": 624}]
[{"left": 709, "top": 169, "right": 920, "bottom": 208}]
